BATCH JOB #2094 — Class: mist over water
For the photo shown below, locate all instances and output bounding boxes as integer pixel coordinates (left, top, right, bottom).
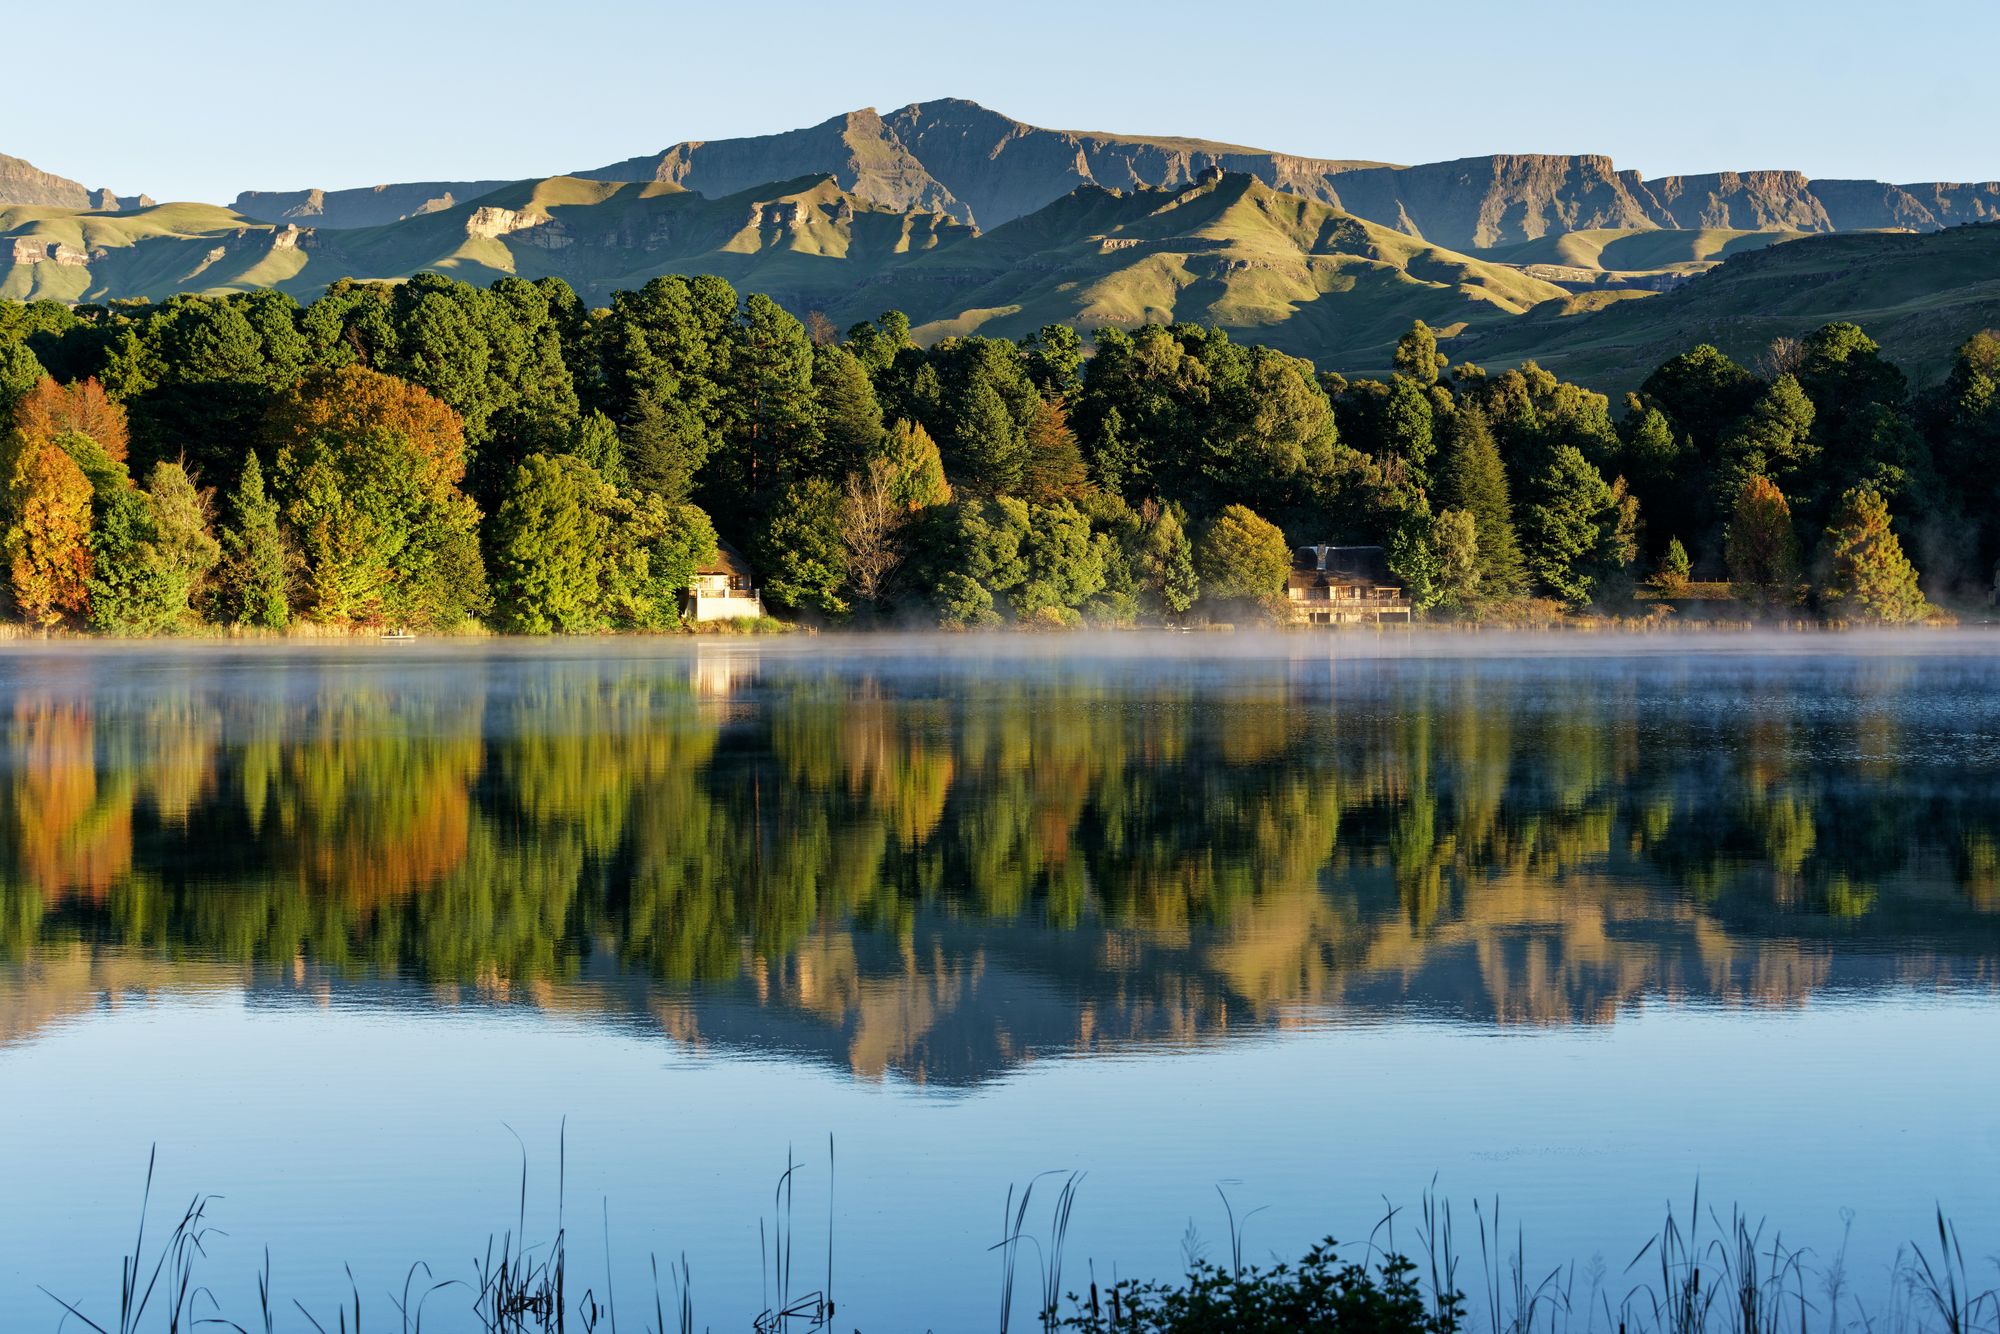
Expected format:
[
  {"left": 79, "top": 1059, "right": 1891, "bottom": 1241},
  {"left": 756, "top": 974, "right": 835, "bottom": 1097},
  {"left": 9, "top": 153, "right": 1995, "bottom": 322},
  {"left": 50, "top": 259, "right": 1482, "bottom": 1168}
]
[{"left": 1, "top": 633, "right": 1997, "bottom": 1329}]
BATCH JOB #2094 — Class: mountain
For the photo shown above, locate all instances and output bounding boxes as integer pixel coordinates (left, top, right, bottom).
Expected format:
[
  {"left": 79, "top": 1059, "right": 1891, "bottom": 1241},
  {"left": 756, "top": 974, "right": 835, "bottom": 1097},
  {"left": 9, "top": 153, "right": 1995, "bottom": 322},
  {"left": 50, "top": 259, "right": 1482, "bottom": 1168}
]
[
  {"left": 0, "top": 151, "right": 149, "bottom": 211},
  {"left": 1456, "top": 222, "right": 2000, "bottom": 392},
  {"left": 570, "top": 100, "right": 2000, "bottom": 254},
  {"left": 577, "top": 98, "right": 1392, "bottom": 231},
  {"left": 231, "top": 179, "right": 512, "bottom": 229}
]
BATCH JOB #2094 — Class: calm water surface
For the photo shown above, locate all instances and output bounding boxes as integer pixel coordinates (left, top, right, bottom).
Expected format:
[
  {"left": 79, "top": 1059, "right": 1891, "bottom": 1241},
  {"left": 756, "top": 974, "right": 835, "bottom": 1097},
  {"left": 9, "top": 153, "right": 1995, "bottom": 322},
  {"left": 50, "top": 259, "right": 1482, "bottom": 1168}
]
[{"left": 2, "top": 634, "right": 1998, "bottom": 1330}]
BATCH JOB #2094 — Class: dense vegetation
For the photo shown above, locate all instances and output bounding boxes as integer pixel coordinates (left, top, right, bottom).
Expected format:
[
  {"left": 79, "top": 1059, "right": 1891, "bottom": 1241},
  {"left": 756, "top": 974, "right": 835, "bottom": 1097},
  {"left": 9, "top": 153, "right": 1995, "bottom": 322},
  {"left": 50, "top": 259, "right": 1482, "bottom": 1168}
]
[{"left": 0, "top": 273, "right": 1994, "bottom": 634}]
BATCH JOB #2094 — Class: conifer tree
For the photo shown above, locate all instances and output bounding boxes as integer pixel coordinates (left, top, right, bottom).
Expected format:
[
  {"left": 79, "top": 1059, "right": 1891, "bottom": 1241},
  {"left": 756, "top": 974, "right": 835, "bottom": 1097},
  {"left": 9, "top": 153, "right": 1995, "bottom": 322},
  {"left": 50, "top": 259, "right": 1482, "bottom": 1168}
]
[
  {"left": 217, "top": 452, "right": 290, "bottom": 628},
  {"left": 812, "top": 343, "right": 884, "bottom": 477},
  {"left": 1650, "top": 537, "right": 1691, "bottom": 597},
  {"left": 881, "top": 419, "right": 951, "bottom": 510},
  {"left": 1022, "top": 399, "right": 1089, "bottom": 503},
  {"left": 1818, "top": 484, "right": 1929, "bottom": 622},
  {"left": 1434, "top": 407, "right": 1524, "bottom": 599},
  {"left": 1725, "top": 476, "right": 1804, "bottom": 610}
]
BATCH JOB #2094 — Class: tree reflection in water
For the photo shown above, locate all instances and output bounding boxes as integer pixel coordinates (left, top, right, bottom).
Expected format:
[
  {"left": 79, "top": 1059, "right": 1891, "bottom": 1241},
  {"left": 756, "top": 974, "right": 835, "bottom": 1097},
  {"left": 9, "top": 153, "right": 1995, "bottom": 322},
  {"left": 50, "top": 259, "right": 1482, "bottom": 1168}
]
[{"left": 2, "top": 645, "right": 1997, "bottom": 1084}]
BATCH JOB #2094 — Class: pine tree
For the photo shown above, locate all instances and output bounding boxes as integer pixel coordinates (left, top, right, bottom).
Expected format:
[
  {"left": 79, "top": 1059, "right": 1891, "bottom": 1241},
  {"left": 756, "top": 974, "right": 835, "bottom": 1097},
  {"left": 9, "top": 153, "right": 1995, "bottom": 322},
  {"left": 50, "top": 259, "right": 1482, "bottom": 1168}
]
[
  {"left": 1137, "top": 504, "right": 1198, "bottom": 618},
  {"left": 1650, "top": 537, "right": 1691, "bottom": 597},
  {"left": 1724, "top": 476, "right": 1804, "bottom": 610},
  {"left": 812, "top": 343, "right": 884, "bottom": 477},
  {"left": 217, "top": 452, "right": 290, "bottom": 628},
  {"left": 1434, "top": 408, "right": 1524, "bottom": 599},
  {"left": 950, "top": 378, "right": 1027, "bottom": 497},
  {"left": 880, "top": 419, "right": 951, "bottom": 510},
  {"left": 1022, "top": 399, "right": 1089, "bottom": 503},
  {"left": 1818, "top": 484, "right": 1929, "bottom": 622}
]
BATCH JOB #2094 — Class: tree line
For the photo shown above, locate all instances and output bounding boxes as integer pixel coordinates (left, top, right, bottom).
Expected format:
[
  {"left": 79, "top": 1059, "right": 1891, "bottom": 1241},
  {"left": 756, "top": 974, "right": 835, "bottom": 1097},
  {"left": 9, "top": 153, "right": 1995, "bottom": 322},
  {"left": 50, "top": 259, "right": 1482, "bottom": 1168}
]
[{"left": 1, "top": 275, "right": 1995, "bottom": 633}]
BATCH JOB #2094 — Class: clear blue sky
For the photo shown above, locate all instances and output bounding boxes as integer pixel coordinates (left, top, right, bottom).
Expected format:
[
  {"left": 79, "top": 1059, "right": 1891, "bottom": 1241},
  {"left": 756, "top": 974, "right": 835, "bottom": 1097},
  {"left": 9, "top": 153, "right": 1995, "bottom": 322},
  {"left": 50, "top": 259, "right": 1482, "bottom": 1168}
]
[{"left": 8, "top": 0, "right": 1992, "bottom": 203}]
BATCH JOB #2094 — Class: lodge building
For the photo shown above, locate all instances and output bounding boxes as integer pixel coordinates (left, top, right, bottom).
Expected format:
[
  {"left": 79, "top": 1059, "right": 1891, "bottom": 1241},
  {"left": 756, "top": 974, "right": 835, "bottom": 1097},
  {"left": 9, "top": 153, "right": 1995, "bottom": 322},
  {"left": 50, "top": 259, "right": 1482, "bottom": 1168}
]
[{"left": 1286, "top": 545, "right": 1413, "bottom": 624}]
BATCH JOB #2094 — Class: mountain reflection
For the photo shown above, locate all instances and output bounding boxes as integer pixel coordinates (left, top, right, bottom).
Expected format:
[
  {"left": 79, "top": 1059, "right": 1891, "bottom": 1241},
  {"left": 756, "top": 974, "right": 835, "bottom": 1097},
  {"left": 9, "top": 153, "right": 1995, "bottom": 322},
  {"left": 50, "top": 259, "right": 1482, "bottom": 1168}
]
[{"left": 1, "top": 645, "right": 1997, "bottom": 1085}]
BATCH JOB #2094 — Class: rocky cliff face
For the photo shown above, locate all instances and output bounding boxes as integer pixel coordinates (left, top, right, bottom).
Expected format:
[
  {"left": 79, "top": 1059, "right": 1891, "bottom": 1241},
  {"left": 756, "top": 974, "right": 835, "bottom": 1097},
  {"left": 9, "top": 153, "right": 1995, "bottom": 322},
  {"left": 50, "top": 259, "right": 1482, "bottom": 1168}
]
[
  {"left": 579, "top": 98, "right": 1392, "bottom": 231},
  {"left": 575, "top": 100, "right": 2000, "bottom": 253},
  {"left": 0, "top": 152, "right": 145, "bottom": 210}
]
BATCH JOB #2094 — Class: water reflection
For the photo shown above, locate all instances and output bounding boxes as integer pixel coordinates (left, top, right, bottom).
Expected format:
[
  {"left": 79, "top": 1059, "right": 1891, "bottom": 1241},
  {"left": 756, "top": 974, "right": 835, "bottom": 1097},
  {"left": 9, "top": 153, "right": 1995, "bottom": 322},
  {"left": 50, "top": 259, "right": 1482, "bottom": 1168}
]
[{"left": 2, "top": 642, "right": 1997, "bottom": 1084}]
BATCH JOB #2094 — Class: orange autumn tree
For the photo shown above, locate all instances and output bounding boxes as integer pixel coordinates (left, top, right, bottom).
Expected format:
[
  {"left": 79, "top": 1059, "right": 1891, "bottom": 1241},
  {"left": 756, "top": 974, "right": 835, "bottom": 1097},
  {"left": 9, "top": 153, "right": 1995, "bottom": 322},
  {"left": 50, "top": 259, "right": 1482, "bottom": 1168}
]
[
  {"left": 5, "top": 435, "right": 95, "bottom": 625},
  {"left": 10, "top": 376, "right": 129, "bottom": 466}
]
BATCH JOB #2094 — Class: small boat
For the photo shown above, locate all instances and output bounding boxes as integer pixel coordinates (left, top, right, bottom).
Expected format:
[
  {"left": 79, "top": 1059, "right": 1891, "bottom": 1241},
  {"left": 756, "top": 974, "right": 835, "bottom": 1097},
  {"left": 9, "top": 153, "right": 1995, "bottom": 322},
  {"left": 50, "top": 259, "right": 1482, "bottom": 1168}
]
[{"left": 380, "top": 629, "right": 417, "bottom": 642}]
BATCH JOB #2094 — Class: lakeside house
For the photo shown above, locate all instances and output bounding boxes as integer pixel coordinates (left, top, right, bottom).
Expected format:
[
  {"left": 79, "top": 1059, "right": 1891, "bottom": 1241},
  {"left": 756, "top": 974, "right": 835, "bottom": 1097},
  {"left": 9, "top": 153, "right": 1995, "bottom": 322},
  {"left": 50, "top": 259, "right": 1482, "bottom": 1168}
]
[
  {"left": 1287, "top": 545, "right": 1413, "bottom": 624},
  {"left": 687, "top": 542, "right": 766, "bottom": 622}
]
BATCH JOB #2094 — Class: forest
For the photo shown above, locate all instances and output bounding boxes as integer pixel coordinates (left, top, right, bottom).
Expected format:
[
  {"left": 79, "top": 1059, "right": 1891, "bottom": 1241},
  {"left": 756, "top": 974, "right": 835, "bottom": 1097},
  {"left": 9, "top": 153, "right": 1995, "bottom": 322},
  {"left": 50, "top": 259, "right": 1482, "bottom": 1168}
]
[{"left": 0, "top": 272, "right": 1995, "bottom": 634}]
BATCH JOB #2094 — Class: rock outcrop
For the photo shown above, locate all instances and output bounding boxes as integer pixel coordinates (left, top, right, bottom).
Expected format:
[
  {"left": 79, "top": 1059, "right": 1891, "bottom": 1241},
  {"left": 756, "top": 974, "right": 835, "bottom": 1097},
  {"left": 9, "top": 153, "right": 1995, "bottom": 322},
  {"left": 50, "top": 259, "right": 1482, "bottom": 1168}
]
[{"left": 0, "top": 151, "right": 145, "bottom": 210}]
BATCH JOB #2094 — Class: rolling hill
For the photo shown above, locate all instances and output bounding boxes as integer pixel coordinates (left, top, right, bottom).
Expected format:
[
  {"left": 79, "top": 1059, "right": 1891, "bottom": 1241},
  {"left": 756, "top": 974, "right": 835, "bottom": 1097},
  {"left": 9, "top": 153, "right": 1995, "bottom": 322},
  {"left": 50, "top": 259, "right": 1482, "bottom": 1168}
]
[
  {"left": 1, "top": 170, "right": 1569, "bottom": 369},
  {"left": 1456, "top": 222, "right": 2000, "bottom": 391}
]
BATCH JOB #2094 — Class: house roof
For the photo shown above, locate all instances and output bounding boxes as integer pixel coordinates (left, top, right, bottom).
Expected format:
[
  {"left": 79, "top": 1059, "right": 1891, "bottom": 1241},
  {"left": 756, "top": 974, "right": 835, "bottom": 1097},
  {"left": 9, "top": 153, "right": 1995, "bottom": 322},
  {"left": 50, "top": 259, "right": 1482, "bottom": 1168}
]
[{"left": 696, "top": 540, "right": 756, "bottom": 580}]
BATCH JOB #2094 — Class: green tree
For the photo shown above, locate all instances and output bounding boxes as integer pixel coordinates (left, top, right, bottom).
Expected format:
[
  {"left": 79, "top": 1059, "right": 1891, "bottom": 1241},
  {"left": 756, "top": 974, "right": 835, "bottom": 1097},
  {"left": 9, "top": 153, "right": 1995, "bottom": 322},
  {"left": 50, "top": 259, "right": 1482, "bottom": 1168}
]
[
  {"left": 949, "top": 377, "right": 1028, "bottom": 497},
  {"left": 491, "top": 453, "right": 617, "bottom": 634},
  {"left": 880, "top": 419, "right": 951, "bottom": 510},
  {"left": 1023, "top": 324, "right": 1084, "bottom": 400},
  {"left": 1011, "top": 501, "right": 1108, "bottom": 624},
  {"left": 1818, "top": 484, "right": 1928, "bottom": 622},
  {"left": 1638, "top": 344, "right": 1762, "bottom": 459},
  {"left": 1136, "top": 504, "right": 1198, "bottom": 618},
  {"left": 0, "top": 342, "right": 44, "bottom": 419},
  {"left": 1387, "top": 504, "right": 1443, "bottom": 613},
  {"left": 146, "top": 461, "right": 222, "bottom": 624},
  {"left": 718, "top": 293, "right": 824, "bottom": 511},
  {"left": 1195, "top": 504, "right": 1290, "bottom": 615},
  {"left": 1431, "top": 508, "right": 1481, "bottom": 611},
  {"left": 1725, "top": 476, "right": 1804, "bottom": 610},
  {"left": 609, "top": 498, "right": 718, "bottom": 629},
  {"left": 754, "top": 477, "right": 848, "bottom": 616},
  {"left": 1434, "top": 408, "right": 1524, "bottom": 600},
  {"left": 267, "top": 366, "right": 489, "bottom": 629},
  {"left": 87, "top": 462, "right": 220, "bottom": 634},
  {"left": 812, "top": 343, "right": 885, "bottom": 478},
  {"left": 1392, "top": 320, "right": 1447, "bottom": 386},
  {"left": 1519, "top": 445, "right": 1632, "bottom": 607},
  {"left": 215, "top": 452, "right": 289, "bottom": 628},
  {"left": 1650, "top": 537, "right": 1692, "bottom": 598}
]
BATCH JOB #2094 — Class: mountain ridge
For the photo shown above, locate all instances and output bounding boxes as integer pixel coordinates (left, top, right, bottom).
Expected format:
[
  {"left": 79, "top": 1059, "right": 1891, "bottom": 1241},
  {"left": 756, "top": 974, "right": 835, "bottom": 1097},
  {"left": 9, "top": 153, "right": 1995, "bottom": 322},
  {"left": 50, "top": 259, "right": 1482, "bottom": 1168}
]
[{"left": 0, "top": 151, "right": 150, "bottom": 212}]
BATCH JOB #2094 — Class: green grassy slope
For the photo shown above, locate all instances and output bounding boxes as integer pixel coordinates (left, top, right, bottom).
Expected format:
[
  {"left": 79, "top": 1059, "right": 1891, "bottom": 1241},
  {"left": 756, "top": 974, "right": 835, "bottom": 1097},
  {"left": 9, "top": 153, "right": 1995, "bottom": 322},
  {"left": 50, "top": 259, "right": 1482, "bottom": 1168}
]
[
  {"left": 1457, "top": 223, "right": 2000, "bottom": 392},
  {"left": 0, "top": 202, "right": 304, "bottom": 300},
  {"left": 884, "top": 173, "right": 1569, "bottom": 364},
  {"left": 1485, "top": 226, "right": 1803, "bottom": 275}
]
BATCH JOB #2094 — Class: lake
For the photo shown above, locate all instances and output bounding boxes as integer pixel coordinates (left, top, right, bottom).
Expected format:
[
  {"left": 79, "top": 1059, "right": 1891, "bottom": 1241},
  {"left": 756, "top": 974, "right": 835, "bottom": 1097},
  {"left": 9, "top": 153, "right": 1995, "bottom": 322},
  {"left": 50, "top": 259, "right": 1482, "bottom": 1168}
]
[{"left": 2, "top": 633, "right": 1998, "bottom": 1331}]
